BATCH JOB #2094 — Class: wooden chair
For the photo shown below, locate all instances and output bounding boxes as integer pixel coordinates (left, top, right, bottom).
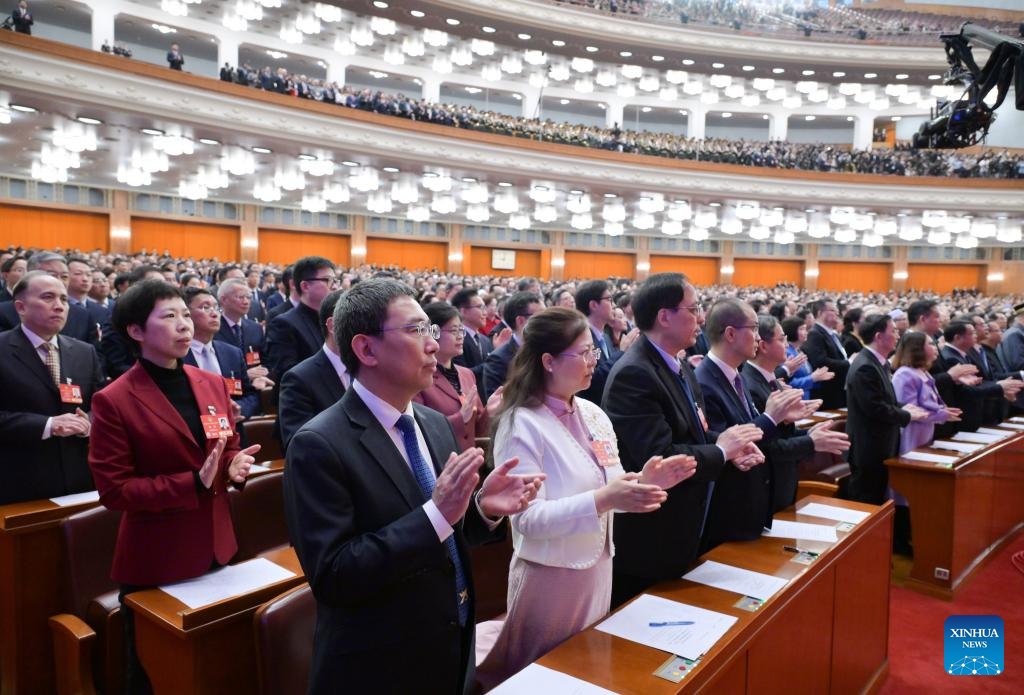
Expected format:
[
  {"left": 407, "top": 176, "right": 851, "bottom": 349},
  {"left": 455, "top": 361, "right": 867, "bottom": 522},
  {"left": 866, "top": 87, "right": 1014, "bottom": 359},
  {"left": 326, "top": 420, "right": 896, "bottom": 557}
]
[
  {"left": 469, "top": 528, "right": 513, "bottom": 622},
  {"left": 244, "top": 415, "right": 284, "bottom": 462},
  {"left": 796, "top": 480, "right": 840, "bottom": 501},
  {"left": 253, "top": 583, "right": 315, "bottom": 695},
  {"left": 260, "top": 388, "right": 277, "bottom": 416},
  {"left": 228, "top": 471, "right": 290, "bottom": 562}
]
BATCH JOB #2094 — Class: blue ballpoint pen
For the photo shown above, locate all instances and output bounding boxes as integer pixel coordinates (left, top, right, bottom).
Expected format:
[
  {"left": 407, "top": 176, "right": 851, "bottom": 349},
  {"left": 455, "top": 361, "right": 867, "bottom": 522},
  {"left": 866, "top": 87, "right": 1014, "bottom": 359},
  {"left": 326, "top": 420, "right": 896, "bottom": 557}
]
[{"left": 649, "top": 620, "right": 695, "bottom": 627}]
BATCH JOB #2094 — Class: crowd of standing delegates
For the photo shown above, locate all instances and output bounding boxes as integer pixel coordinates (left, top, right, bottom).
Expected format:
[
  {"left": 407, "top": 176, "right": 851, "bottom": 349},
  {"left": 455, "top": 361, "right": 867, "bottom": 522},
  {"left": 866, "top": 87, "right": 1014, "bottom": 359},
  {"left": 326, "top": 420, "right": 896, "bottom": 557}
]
[{"left": 3, "top": 243, "right": 1024, "bottom": 693}]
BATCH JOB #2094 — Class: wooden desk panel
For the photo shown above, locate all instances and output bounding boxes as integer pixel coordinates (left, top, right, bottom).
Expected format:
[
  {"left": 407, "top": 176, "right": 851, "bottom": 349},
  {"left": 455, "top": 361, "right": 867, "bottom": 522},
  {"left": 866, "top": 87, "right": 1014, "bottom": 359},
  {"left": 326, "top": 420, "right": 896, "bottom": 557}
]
[{"left": 0, "top": 497, "right": 101, "bottom": 695}]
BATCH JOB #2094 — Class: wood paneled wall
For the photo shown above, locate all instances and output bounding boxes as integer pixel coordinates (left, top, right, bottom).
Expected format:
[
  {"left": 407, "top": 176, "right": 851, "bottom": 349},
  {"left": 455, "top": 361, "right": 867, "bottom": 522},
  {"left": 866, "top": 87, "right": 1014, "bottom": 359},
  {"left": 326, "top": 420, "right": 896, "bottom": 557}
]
[
  {"left": 465, "top": 246, "right": 541, "bottom": 278},
  {"left": 907, "top": 264, "right": 984, "bottom": 293},
  {"left": 131, "top": 219, "right": 239, "bottom": 260},
  {"left": 649, "top": 256, "right": 719, "bottom": 286},
  {"left": 733, "top": 259, "right": 803, "bottom": 287},
  {"left": 564, "top": 251, "right": 636, "bottom": 280},
  {"left": 258, "top": 229, "right": 351, "bottom": 266},
  {"left": 366, "top": 238, "right": 446, "bottom": 270},
  {"left": 0, "top": 204, "right": 109, "bottom": 251},
  {"left": 818, "top": 262, "right": 892, "bottom": 293}
]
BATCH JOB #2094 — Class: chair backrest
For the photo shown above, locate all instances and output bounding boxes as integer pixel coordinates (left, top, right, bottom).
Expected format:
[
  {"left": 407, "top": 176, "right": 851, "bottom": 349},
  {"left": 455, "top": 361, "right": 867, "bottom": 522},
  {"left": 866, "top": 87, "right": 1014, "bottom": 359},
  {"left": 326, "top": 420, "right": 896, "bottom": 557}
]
[
  {"left": 61, "top": 506, "right": 122, "bottom": 618},
  {"left": 796, "top": 480, "right": 840, "bottom": 501},
  {"left": 244, "top": 416, "right": 284, "bottom": 462},
  {"left": 254, "top": 583, "right": 314, "bottom": 695},
  {"left": 468, "top": 527, "right": 513, "bottom": 622},
  {"left": 228, "top": 471, "right": 290, "bottom": 562}
]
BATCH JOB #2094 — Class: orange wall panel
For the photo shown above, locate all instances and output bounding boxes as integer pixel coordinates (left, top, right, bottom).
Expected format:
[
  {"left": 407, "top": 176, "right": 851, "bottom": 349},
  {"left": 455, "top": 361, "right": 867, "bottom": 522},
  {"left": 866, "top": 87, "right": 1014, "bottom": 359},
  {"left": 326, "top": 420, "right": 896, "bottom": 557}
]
[
  {"left": 366, "top": 238, "right": 446, "bottom": 271},
  {"left": 468, "top": 246, "right": 541, "bottom": 277},
  {"left": 733, "top": 259, "right": 803, "bottom": 287},
  {"left": 818, "top": 262, "right": 892, "bottom": 293},
  {"left": 131, "top": 219, "right": 239, "bottom": 260},
  {"left": 563, "top": 251, "right": 636, "bottom": 280},
  {"left": 649, "top": 256, "right": 719, "bottom": 286},
  {"left": 258, "top": 229, "right": 351, "bottom": 266},
  {"left": 0, "top": 204, "right": 108, "bottom": 251},
  {"left": 907, "top": 264, "right": 983, "bottom": 293}
]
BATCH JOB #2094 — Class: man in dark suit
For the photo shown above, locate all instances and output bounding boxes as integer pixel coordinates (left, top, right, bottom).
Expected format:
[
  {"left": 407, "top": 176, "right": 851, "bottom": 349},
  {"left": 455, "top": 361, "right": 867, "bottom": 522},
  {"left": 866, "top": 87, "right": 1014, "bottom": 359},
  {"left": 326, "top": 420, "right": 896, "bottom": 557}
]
[
  {"left": 11, "top": 0, "right": 32, "bottom": 34},
  {"left": 603, "top": 273, "right": 764, "bottom": 607},
  {"left": 846, "top": 314, "right": 928, "bottom": 504},
  {"left": 941, "top": 321, "right": 1021, "bottom": 428},
  {"left": 0, "top": 272, "right": 103, "bottom": 504},
  {"left": 0, "top": 255, "right": 27, "bottom": 302},
  {"left": 0, "top": 252, "right": 97, "bottom": 345},
  {"left": 802, "top": 299, "right": 850, "bottom": 409},
  {"left": 166, "top": 43, "right": 185, "bottom": 70},
  {"left": 265, "top": 256, "right": 336, "bottom": 381},
  {"left": 481, "top": 291, "right": 543, "bottom": 399},
  {"left": 451, "top": 288, "right": 493, "bottom": 397},
  {"left": 575, "top": 279, "right": 636, "bottom": 404},
  {"left": 244, "top": 268, "right": 266, "bottom": 322},
  {"left": 743, "top": 315, "right": 849, "bottom": 514},
  {"left": 216, "top": 278, "right": 266, "bottom": 376},
  {"left": 981, "top": 317, "right": 1024, "bottom": 415},
  {"left": 997, "top": 304, "right": 1024, "bottom": 376},
  {"left": 695, "top": 300, "right": 820, "bottom": 551},
  {"left": 279, "top": 289, "right": 348, "bottom": 450},
  {"left": 283, "top": 279, "right": 542, "bottom": 694},
  {"left": 264, "top": 266, "right": 291, "bottom": 314}
]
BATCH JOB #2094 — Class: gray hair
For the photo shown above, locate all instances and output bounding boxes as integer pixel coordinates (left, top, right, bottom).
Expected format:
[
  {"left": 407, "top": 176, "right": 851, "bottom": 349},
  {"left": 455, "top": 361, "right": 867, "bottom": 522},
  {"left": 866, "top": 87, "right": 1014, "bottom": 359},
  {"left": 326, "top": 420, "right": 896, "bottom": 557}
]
[
  {"left": 333, "top": 279, "right": 416, "bottom": 378},
  {"left": 217, "top": 277, "right": 249, "bottom": 301},
  {"left": 27, "top": 252, "right": 67, "bottom": 270},
  {"left": 756, "top": 315, "right": 779, "bottom": 343},
  {"left": 12, "top": 270, "right": 63, "bottom": 300}
]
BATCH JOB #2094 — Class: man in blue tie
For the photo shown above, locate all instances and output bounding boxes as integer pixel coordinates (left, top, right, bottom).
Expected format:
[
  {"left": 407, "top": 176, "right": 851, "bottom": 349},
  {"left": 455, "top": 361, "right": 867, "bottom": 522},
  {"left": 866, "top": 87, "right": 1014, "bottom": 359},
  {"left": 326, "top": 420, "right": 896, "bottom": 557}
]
[
  {"left": 575, "top": 279, "right": 638, "bottom": 404},
  {"left": 283, "top": 279, "right": 544, "bottom": 694}
]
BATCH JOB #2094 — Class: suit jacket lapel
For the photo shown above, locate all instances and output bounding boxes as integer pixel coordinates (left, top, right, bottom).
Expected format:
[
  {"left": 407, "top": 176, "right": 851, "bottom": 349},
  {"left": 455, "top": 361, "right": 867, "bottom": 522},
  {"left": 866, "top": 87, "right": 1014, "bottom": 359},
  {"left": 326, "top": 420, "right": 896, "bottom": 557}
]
[
  {"left": 9, "top": 329, "right": 60, "bottom": 396},
  {"left": 314, "top": 350, "right": 345, "bottom": 400},
  {"left": 642, "top": 338, "right": 700, "bottom": 436},
  {"left": 432, "top": 369, "right": 462, "bottom": 407},
  {"left": 705, "top": 359, "right": 748, "bottom": 422},
  {"left": 344, "top": 390, "right": 424, "bottom": 510},
  {"left": 415, "top": 406, "right": 453, "bottom": 479},
  {"left": 128, "top": 365, "right": 204, "bottom": 451}
]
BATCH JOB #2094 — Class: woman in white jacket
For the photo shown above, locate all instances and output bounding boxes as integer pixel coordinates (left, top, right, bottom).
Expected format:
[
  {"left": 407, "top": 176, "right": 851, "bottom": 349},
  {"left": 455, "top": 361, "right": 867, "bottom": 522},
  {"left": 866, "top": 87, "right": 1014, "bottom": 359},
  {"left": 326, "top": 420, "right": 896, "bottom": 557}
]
[{"left": 478, "top": 307, "right": 696, "bottom": 688}]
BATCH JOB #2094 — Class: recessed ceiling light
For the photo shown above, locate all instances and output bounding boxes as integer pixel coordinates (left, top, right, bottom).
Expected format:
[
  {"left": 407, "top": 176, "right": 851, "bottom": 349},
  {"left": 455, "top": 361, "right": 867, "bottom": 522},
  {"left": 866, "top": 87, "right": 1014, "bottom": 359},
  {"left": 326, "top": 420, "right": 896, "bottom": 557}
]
[
  {"left": 619, "top": 51, "right": 632, "bottom": 57},
  {"left": 712, "top": 62, "right": 725, "bottom": 69},
  {"left": 141, "top": 127, "right": 164, "bottom": 135},
  {"left": 846, "top": 116, "right": 854, "bottom": 121},
  {"left": 652, "top": 55, "right": 665, "bottom": 62},
  {"left": 604, "top": 193, "right": 617, "bottom": 198},
  {"left": 805, "top": 115, "right": 816, "bottom": 121},
  {"left": 446, "top": 18, "right": 460, "bottom": 26},
  {"left": 373, "top": 1, "right": 389, "bottom": 8},
  {"left": 559, "top": 98, "right": 570, "bottom": 105},
  {"left": 409, "top": 10, "right": 425, "bottom": 18},
  {"left": 464, "top": 86, "right": 482, "bottom": 94},
  {"left": 517, "top": 33, "right": 531, "bottom": 40},
  {"left": 298, "top": 154, "right": 316, "bottom": 160},
  {"left": 801, "top": 69, "right": 815, "bottom": 76},
  {"left": 597, "top": 103, "right": 606, "bottom": 109},
  {"left": 682, "top": 59, "right": 695, "bottom": 65},
  {"left": 927, "top": 74, "right": 941, "bottom": 80},
  {"left": 498, "top": 181, "right": 513, "bottom": 187},
  {"left": 641, "top": 106, "right": 652, "bottom": 113},
  {"left": 772, "top": 67, "right": 785, "bottom": 74},
  {"left": 569, "top": 189, "right": 584, "bottom": 195},
  {"left": 76, "top": 116, "right": 102, "bottom": 125},
  {"left": 708, "top": 202, "right": 722, "bottom": 207},
  {"left": 741, "top": 65, "right": 755, "bottom": 71},
  {"left": 551, "top": 39, "right": 565, "bottom": 47},
  {"left": 382, "top": 166, "right": 399, "bottom": 173},
  {"left": 891, "top": 116, "right": 902, "bottom": 121},
  {"left": 895, "top": 73, "right": 908, "bottom": 80},
  {"left": 864, "top": 72, "right": 877, "bottom": 79},
  {"left": 199, "top": 138, "right": 219, "bottom": 145},
  {"left": 342, "top": 160, "right": 359, "bottom": 167},
  {"left": 10, "top": 104, "right": 37, "bottom": 113},
  {"left": 832, "top": 71, "right": 846, "bottom": 77},
  {"left": 481, "top": 25, "right": 495, "bottom": 33},
  {"left": 721, "top": 112, "right": 732, "bottom": 118},
  {"left": 461, "top": 176, "right": 476, "bottom": 183},
  {"left": 762, "top": 114, "right": 769, "bottom": 119},
  {"left": 585, "top": 45, "right": 598, "bottom": 53},
  {"left": 252, "top": 146, "right": 272, "bottom": 154},
  {"left": 511, "top": 93, "right": 522, "bottom": 100}
]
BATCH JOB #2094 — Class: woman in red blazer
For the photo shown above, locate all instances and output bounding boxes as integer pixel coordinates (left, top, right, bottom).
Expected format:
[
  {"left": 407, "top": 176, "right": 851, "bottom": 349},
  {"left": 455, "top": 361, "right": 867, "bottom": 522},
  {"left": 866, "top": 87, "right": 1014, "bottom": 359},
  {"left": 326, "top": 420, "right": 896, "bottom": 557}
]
[
  {"left": 88, "top": 280, "right": 259, "bottom": 694},
  {"left": 414, "top": 302, "right": 489, "bottom": 452}
]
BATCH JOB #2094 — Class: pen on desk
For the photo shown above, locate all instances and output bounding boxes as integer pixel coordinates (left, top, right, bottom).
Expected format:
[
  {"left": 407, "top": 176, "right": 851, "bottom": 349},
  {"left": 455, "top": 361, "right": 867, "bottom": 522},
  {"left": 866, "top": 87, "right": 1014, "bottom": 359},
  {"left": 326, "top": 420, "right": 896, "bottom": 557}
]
[
  {"left": 783, "top": 545, "right": 819, "bottom": 557},
  {"left": 649, "top": 621, "right": 695, "bottom": 628}
]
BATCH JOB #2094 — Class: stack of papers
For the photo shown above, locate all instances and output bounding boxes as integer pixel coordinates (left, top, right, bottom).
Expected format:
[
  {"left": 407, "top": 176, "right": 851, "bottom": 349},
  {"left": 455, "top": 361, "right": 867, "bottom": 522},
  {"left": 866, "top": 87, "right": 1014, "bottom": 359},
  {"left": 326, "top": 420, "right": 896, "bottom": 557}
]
[
  {"left": 952, "top": 432, "right": 1002, "bottom": 444},
  {"left": 763, "top": 519, "right": 838, "bottom": 542},
  {"left": 812, "top": 411, "right": 842, "bottom": 419},
  {"left": 797, "top": 502, "right": 870, "bottom": 525},
  {"left": 931, "top": 440, "right": 983, "bottom": 454},
  {"left": 902, "top": 451, "right": 958, "bottom": 465},
  {"left": 595, "top": 594, "right": 737, "bottom": 660},
  {"left": 1009, "top": 417, "right": 1024, "bottom": 424},
  {"left": 160, "top": 558, "right": 296, "bottom": 609},
  {"left": 490, "top": 665, "right": 618, "bottom": 694},
  {"left": 999, "top": 422, "right": 1024, "bottom": 431},
  {"left": 683, "top": 560, "right": 788, "bottom": 602},
  {"left": 49, "top": 490, "right": 100, "bottom": 507}
]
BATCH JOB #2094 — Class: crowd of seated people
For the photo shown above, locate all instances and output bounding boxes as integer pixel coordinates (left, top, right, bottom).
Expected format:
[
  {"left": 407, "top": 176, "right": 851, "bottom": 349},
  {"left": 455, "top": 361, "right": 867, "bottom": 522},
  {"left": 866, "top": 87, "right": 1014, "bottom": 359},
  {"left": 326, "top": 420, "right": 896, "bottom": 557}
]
[{"left": 214, "top": 67, "right": 1024, "bottom": 179}]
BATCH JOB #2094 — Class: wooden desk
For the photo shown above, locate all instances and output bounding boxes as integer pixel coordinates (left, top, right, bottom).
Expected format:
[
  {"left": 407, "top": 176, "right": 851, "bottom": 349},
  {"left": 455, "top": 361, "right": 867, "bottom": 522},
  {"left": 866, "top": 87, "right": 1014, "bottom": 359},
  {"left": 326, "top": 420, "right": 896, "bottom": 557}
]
[
  {"left": 126, "top": 548, "right": 305, "bottom": 695},
  {"left": 0, "top": 495, "right": 101, "bottom": 695},
  {"left": 536, "top": 496, "right": 892, "bottom": 694},
  {"left": 886, "top": 425, "right": 1024, "bottom": 599}
]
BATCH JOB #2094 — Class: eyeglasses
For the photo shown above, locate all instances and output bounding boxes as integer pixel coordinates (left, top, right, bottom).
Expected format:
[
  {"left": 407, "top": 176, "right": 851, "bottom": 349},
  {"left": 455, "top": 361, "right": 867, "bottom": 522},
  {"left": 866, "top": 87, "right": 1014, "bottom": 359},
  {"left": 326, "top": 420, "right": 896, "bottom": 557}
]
[
  {"left": 191, "top": 304, "right": 221, "bottom": 314},
  {"left": 380, "top": 320, "right": 441, "bottom": 340},
  {"left": 599, "top": 296, "right": 613, "bottom": 303},
  {"left": 306, "top": 276, "right": 339, "bottom": 287},
  {"left": 733, "top": 324, "right": 759, "bottom": 332},
  {"left": 669, "top": 304, "right": 704, "bottom": 317},
  {"left": 440, "top": 324, "right": 464, "bottom": 335},
  {"left": 559, "top": 347, "right": 602, "bottom": 364}
]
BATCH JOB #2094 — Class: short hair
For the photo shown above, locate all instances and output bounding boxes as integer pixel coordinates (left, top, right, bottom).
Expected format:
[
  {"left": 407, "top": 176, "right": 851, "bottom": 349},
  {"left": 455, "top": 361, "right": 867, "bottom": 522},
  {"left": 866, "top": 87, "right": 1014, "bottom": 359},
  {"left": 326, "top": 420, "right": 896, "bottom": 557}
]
[
  {"left": 842, "top": 307, "right": 863, "bottom": 333},
  {"left": 26, "top": 251, "right": 66, "bottom": 270},
  {"left": 892, "top": 332, "right": 928, "bottom": 370},
  {"left": 768, "top": 301, "right": 787, "bottom": 321},
  {"left": 574, "top": 280, "right": 609, "bottom": 317},
  {"left": 114, "top": 272, "right": 132, "bottom": 289},
  {"left": 424, "top": 301, "right": 459, "bottom": 328},
  {"left": 809, "top": 299, "right": 833, "bottom": 319},
  {"left": 183, "top": 286, "right": 215, "bottom": 307},
  {"left": 858, "top": 314, "right": 892, "bottom": 345},
  {"left": 614, "top": 291, "right": 631, "bottom": 311},
  {"left": 704, "top": 298, "right": 752, "bottom": 345},
  {"left": 333, "top": 279, "right": 416, "bottom": 377},
  {"left": 12, "top": 270, "right": 60, "bottom": 300},
  {"left": 943, "top": 320, "right": 972, "bottom": 343},
  {"left": 292, "top": 256, "right": 335, "bottom": 296},
  {"left": 217, "top": 277, "right": 249, "bottom": 301},
  {"left": 66, "top": 256, "right": 92, "bottom": 270},
  {"left": 318, "top": 289, "right": 344, "bottom": 338},
  {"left": 1, "top": 255, "right": 26, "bottom": 273},
  {"left": 756, "top": 314, "right": 780, "bottom": 343},
  {"left": 503, "top": 291, "right": 542, "bottom": 327},
  {"left": 516, "top": 278, "right": 536, "bottom": 292},
  {"left": 112, "top": 280, "right": 185, "bottom": 353},
  {"left": 280, "top": 265, "right": 294, "bottom": 293},
  {"left": 781, "top": 316, "right": 804, "bottom": 343},
  {"left": 907, "top": 300, "right": 938, "bottom": 327},
  {"left": 631, "top": 272, "right": 690, "bottom": 332},
  {"left": 449, "top": 287, "right": 480, "bottom": 311},
  {"left": 129, "top": 265, "right": 162, "bottom": 285}
]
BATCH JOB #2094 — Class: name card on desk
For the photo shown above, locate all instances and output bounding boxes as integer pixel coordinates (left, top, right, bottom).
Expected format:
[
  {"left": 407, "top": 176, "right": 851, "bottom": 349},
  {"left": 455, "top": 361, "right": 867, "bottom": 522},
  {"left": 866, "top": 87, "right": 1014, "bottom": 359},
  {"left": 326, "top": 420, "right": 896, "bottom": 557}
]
[
  {"left": 160, "top": 558, "right": 296, "bottom": 609},
  {"left": 952, "top": 431, "right": 1004, "bottom": 444},
  {"left": 797, "top": 502, "right": 870, "bottom": 526},
  {"left": 595, "top": 594, "right": 737, "bottom": 661},
  {"left": 902, "top": 451, "right": 959, "bottom": 465},
  {"left": 49, "top": 490, "right": 100, "bottom": 507},
  {"left": 763, "top": 519, "right": 838, "bottom": 543},
  {"left": 931, "top": 440, "right": 984, "bottom": 454},
  {"left": 490, "top": 664, "right": 618, "bottom": 694},
  {"left": 683, "top": 560, "right": 788, "bottom": 602}
]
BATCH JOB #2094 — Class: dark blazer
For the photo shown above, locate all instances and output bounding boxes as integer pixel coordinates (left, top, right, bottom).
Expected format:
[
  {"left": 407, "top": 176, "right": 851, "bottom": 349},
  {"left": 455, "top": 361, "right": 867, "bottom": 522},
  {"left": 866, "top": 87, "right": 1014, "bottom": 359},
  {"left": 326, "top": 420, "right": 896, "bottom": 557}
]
[
  {"left": 98, "top": 318, "right": 135, "bottom": 380},
  {"left": 265, "top": 291, "right": 287, "bottom": 313},
  {"left": 216, "top": 316, "right": 265, "bottom": 361},
  {"left": 942, "top": 345, "right": 1004, "bottom": 429},
  {"left": 167, "top": 50, "right": 184, "bottom": 70},
  {"left": 997, "top": 324, "right": 1024, "bottom": 372},
  {"left": 245, "top": 288, "right": 266, "bottom": 322},
  {"left": 283, "top": 389, "right": 498, "bottom": 694},
  {"left": 802, "top": 324, "right": 849, "bottom": 409},
  {"left": 265, "top": 302, "right": 322, "bottom": 380},
  {"left": 742, "top": 366, "right": 815, "bottom": 513},
  {"left": 88, "top": 363, "right": 242, "bottom": 585},
  {"left": 0, "top": 285, "right": 12, "bottom": 302},
  {"left": 482, "top": 338, "right": 517, "bottom": 400},
  {"left": 0, "top": 329, "right": 104, "bottom": 504},
  {"left": 694, "top": 357, "right": 779, "bottom": 550},
  {"left": 182, "top": 340, "right": 261, "bottom": 418},
  {"left": 603, "top": 336, "right": 725, "bottom": 585},
  {"left": 685, "top": 330, "right": 710, "bottom": 358},
  {"left": 983, "top": 343, "right": 1024, "bottom": 414},
  {"left": 845, "top": 349, "right": 911, "bottom": 504},
  {"left": 12, "top": 6, "right": 32, "bottom": 34},
  {"left": 278, "top": 348, "right": 345, "bottom": 451},
  {"left": 453, "top": 328, "right": 492, "bottom": 398},
  {"left": 0, "top": 301, "right": 95, "bottom": 345},
  {"left": 414, "top": 364, "right": 488, "bottom": 453},
  {"left": 840, "top": 331, "right": 864, "bottom": 357},
  {"left": 266, "top": 298, "right": 296, "bottom": 323},
  {"left": 578, "top": 326, "right": 621, "bottom": 404}
]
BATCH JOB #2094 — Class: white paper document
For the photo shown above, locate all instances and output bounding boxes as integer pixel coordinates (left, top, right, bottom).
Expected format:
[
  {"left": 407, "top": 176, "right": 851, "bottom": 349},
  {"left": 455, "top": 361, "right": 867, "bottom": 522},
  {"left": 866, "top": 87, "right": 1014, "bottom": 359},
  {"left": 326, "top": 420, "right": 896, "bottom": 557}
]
[
  {"left": 49, "top": 490, "right": 100, "bottom": 507},
  {"left": 975, "top": 427, "right": 1013, "bottom": 437},
  {"left": 160, "top": 558, "right": 295, "bottom": 609},
  {"left": 762, "top": 519, "right": 838, "bottom": 543},
  {"left": 797, "top": 502, "right": 870, "bottom": 525},
  {"left": 794, "top": 418, "right": 815, "bottom": 427},
  {"left": 999, "top": 423, "right": 1024, "bottom": 430},
  {"left": 683, "top": 560, "right": 788, "bottom": 602},
  {"left": 902, "top": 451, "right": 959, "bottom": 465},
  {"left": 952, "top": 432, "right": 1003, "bottom": 444},
  {"left": 595, "top": 594, "right": 737, "bottom": 660},
  {"left": 812, "top": 411, "right": 842, "bottom": 419},
  {"left": 248, "top": 463, "right": 272, "bottom": 474},
  {"left": 490, "top": 665, "right": 619, "bottom": 695},
  {"left": 931, "top": 440, "right": 983, "bottom": 454},
  {"left": 1010, "top": 417, "right": 1024, "bottom": 424}
]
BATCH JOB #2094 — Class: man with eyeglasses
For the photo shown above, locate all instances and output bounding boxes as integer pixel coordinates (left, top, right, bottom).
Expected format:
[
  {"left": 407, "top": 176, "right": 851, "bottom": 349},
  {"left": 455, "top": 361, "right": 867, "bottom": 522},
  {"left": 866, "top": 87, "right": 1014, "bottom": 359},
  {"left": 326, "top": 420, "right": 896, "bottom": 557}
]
[
  {"left": 265, "top": 255, "right": 337, "bottom": 383},
  {"left": 216, "top": 278, "right": 267, "bottom": 380},
  {"left": 0, "top": 252, "right": 96, "bottom": 347},
  {"left": 482, "top": 291, "right": 543, "bottom": 400},
  {"left": 575, "top": 280, "right": 639, "bottom": 404},
  {"left": 802, "top": 299, "right": 851, "bottom": 409},
  {"left": 451, "top": 287, "right": 493, "bottom": 397}
]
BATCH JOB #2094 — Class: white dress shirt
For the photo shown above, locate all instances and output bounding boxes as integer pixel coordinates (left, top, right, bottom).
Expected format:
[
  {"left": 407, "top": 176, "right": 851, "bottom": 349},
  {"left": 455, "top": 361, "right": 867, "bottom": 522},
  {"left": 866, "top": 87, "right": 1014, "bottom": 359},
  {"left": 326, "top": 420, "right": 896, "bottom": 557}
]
[
  {"left": 322, "top": 343, "right": 350, "bottom": 389},
  {"left": 190, "top": 339, "right": 222, "bottom": 375},
  {"left": 21, "top": 324, "right": 58, "bottom": 440}
]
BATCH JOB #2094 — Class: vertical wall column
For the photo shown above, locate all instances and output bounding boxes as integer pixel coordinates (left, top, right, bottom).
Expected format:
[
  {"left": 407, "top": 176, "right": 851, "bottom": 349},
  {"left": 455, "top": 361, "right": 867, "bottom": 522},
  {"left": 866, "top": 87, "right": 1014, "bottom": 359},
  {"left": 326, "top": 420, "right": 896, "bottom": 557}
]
[
  {"left": 217, "top": 37, "right": 239, "bottom": 70},
  {"left": 327, "top": 62, "right": 347, "bottom": 87},
  {"left": 892, "top": 245, "right": 908, "bottom": 293},
  {"left": 109, "top": 190, "right": 131, "bottom": 253},
  {"left": 550, "top": 231, "right": 566, "bottom": 282},
  {"left": 240, "top": 205, "right": 258, "bottom": 262},
  {"left": 604, "top": 99, "right": 625, "bottom": 129},
  {"left": 768, "top": 111, "right": 789, "bottom": 141},
  {"left": 350, "top": 215, "right": 367, "bottom": 267},
  {"left": 982, "top": 248, "right": 1004, "bottom": 295},
  {"left": 521, "top": 88, "right": 541, "bottom": 119},
  {"left": 421, "top": 77, "right": 441, "bottom": 104},
  {"left": 804, "top": 243, "right": 819, "bottom": 290},
  {"left": 853, "top": 113, "right": 875, "bottom": 151},
  {"left": 635, "top": 236, "right": 650, "bottom": 281},
  {"left": 448, "top": 224, "right": 464, "bottom": 274},
  {"left": 718, "top": 240, "right": 734, "bottom": 285},
  {"left": 688, "top": 107, "right": 706, "bottom": 140},
  {"left": 90, "top": 2, "right": 117, "bottom": 52}
]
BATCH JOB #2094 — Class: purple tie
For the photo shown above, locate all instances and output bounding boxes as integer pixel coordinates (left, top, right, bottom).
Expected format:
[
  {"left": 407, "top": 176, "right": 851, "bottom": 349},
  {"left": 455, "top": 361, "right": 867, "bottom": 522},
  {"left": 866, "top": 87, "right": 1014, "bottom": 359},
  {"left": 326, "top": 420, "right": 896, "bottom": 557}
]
[{"left": 733, "top": 374, "right": 752, "bottom": 419}]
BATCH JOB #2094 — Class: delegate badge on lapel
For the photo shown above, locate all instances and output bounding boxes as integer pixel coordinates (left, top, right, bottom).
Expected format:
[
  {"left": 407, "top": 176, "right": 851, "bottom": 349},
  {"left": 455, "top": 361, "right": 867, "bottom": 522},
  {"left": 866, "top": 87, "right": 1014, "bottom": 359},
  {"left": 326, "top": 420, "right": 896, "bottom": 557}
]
[
  {"left": 591, "top": 439, "right": 618, "bottom": 467},
  {"left": 59, "top": 379, "right": 83, "bottom": 405},
  {"left": 201, "top": 405, "right": 232, "bottom": 439},
  {"left": 224, "top": 376, "right": 243, "bottom": 397},
  {"left": 696, "top": 405, "right": 709, "bottom": 432},
  {"left": 245, "top": 350, "right": 261, "bottom": 366}
]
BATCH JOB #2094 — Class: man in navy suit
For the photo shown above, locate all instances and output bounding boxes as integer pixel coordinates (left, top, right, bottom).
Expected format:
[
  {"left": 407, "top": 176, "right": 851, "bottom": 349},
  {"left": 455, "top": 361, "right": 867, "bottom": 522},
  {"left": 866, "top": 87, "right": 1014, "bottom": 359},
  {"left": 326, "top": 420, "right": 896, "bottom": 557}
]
[
  {"left": 451, "top": 288, "right": 492, "bottom": 397},
  {"left": 801, "top": 299, "right": 850, "bottom": 409},
  {"left": 940, "top": 320, "right": 1020, "bottom": 429},
  {"left": 216, "top": 278, "right": 266, "bottom": 377},
  {"left": 279, "top": 289, "right": 348, "bottom": 450},
  {"left": 0, "top": 252, "right": 97, "bottom": 346},
  {"left": 244, "top": 268, "right": 266, "bottom": 322},
  {"left": 481, "top": 291, "right": 543, "bottom": 399},
  {"left": 266, "top": 266, "right": 300, "bottom": 322},
  {"left": 265, "top": 256, "right": 336, "bottom": 381},
  {"left": 283, "top": 279, "right": 542, "bottom": 694},
  {"left": 575, "top": 279, "right": 637, "bottom": 403}
]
